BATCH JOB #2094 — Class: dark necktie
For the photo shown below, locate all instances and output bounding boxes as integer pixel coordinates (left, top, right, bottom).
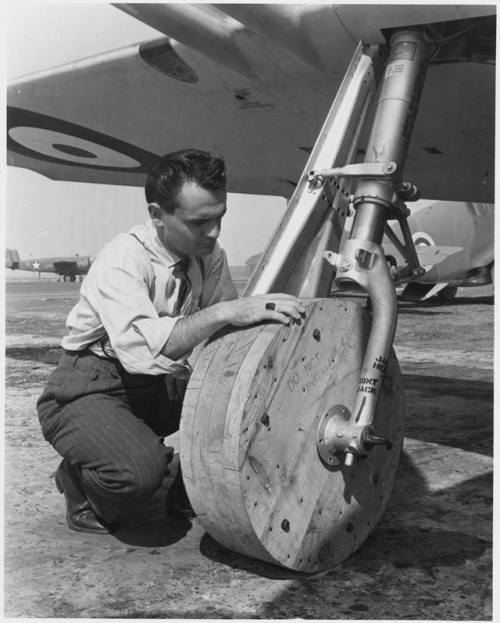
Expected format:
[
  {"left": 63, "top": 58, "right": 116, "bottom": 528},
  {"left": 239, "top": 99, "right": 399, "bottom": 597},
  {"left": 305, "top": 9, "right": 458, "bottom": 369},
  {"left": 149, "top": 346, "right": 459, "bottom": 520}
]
[{"left": 173, "top": 257, "right": 191, "bottom": 314}]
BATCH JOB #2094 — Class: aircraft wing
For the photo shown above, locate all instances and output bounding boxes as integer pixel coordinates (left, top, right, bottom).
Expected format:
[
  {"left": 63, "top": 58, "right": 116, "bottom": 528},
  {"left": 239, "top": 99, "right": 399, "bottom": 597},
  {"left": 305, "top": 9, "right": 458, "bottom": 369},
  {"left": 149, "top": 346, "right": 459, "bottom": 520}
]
[{"left": 7, "top": 4, "right": 495, "bottom": 201}]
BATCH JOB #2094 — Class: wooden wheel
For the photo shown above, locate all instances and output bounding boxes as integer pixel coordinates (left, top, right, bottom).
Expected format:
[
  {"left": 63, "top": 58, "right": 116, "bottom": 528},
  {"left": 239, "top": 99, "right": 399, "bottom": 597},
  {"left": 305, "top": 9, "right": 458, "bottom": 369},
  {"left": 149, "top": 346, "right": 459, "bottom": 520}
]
[{"left": 180, "top": 297, "right": 404, "bottom": 573}]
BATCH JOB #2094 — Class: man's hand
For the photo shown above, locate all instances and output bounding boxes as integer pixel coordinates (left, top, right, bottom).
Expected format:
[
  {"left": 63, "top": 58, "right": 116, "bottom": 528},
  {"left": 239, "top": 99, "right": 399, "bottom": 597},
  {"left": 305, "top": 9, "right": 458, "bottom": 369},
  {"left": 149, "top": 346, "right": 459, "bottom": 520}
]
[
  {"left": 163, "top": 293, "right": 306, "bottom": 361},
  {"left": 165, "top": 359, "right": 192, "bottom": 401},
  {"left": 165, "top": 373, "right": 188, "bottom": 401},
  {"left": 220, "top": 293, "right": 306, "bottom": 327}
]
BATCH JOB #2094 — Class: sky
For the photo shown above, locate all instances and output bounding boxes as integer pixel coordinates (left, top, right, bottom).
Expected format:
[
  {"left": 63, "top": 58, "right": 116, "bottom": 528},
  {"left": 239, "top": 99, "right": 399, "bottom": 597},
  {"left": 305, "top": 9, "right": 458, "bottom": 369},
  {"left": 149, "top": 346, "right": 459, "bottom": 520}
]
[{"left": 4, "top": 2, "right": 287, "bottom": 270}]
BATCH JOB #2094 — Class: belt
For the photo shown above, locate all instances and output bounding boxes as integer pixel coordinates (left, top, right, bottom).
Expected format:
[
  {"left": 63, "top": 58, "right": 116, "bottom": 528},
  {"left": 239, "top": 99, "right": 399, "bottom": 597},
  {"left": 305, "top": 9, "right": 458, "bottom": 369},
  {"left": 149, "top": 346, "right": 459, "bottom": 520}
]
[
  {"left": 62, "top": 348, "right": 165, "bottom": 384},
  {"left": 63, "top": 348, "right": 118, "bottom": 362}
]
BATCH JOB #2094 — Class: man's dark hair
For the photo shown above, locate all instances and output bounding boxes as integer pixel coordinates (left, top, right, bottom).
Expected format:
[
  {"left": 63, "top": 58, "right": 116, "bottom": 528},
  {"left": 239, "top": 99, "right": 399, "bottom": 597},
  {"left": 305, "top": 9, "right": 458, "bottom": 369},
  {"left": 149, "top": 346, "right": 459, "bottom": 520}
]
[{"left": 145, "top": 148, "right": 226, "bottom": 210}]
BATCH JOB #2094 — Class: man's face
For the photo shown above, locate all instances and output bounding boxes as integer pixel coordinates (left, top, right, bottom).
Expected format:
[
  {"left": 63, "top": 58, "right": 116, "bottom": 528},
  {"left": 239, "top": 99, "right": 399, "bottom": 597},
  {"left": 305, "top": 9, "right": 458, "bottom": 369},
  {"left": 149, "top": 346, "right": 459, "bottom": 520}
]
[{"left": 152, "top": 181, "right": 227, "bottom": 257}]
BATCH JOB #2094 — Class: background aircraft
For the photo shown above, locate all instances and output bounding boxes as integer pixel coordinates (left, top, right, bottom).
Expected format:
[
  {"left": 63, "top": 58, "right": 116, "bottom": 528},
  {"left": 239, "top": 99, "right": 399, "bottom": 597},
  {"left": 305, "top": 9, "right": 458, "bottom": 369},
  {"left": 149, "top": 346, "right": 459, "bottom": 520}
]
[
  {"left": 383, "top": 201, "right": 494, "bottom": 301},
  {"left": 246, "top": 200, "right": 495, "bottom": 301},
  {"left": 5, "top": 248, "right": 93, "bottom": 281}
]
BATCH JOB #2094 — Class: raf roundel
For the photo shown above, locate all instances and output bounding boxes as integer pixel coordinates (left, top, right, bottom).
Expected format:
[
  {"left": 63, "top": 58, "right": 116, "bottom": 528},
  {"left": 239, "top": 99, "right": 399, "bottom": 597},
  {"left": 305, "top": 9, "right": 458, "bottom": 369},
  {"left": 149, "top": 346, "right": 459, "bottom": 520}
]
[
  {"left": 7, "top": 107, "right": 159, "bottom": 174},
  {"left": 9, "top": 127, "right": 141, "bottom": 169}
]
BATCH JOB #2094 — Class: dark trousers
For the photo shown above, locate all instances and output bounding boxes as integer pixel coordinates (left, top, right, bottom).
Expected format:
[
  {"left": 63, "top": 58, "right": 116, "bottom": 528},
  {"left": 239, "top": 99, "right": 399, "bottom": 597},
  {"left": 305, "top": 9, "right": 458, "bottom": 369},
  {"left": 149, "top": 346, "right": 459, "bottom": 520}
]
[{"left": 37, "top": 350, "right": 182, "bottom": 524}]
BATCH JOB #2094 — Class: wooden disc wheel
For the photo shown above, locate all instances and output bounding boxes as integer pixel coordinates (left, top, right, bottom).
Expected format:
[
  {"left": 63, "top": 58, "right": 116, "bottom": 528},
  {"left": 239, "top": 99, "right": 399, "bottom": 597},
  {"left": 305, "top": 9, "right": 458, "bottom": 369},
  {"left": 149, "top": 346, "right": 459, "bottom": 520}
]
[{"left": 180, "top": 297, "right": 404, "bottom": 573}]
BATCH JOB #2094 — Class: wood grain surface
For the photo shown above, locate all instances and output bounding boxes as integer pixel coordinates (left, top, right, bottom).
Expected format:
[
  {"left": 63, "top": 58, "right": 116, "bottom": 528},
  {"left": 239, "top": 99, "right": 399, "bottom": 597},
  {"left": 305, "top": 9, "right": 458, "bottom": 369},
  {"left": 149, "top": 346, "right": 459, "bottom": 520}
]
[{"left": 180, "top": 297, "right": 404, "bottom": 572}]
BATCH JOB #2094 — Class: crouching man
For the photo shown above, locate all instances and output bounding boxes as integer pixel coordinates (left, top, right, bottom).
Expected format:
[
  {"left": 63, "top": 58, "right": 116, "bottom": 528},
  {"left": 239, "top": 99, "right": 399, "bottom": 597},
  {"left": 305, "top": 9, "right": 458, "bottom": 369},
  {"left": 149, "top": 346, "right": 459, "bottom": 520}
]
[{"left": 37, "top": 149, "right": 305, "bottom": 534}]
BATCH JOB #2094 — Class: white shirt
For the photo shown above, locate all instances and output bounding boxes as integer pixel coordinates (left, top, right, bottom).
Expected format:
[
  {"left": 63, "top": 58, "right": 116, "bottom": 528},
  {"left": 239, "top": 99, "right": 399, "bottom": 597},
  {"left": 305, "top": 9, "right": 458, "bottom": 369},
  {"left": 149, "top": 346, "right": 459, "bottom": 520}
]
[{"left": 62, "top": 220, "right": 238, "bottom": 375}]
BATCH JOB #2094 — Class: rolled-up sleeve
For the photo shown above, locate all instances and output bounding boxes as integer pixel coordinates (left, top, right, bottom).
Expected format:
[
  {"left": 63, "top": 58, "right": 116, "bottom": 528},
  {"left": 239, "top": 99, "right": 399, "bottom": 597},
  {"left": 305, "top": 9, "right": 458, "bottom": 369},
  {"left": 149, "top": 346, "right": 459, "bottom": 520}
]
[{"left": 84, "top": 239, "right": 182, "bottom": 375}]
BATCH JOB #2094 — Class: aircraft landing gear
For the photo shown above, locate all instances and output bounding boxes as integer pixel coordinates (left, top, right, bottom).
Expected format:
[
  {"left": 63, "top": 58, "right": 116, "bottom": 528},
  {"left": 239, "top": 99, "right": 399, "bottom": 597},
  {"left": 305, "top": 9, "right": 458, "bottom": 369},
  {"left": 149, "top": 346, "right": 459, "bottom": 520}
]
[{"left": 181, "top": 29, "right": 434, "bottom": 571}]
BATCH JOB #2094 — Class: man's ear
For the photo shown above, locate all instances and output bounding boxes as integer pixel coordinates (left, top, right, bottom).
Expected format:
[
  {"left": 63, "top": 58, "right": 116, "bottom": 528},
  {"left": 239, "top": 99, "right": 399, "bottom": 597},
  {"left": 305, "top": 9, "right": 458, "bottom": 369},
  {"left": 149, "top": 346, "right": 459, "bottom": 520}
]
[{"left": 148, "top": 203, "right": 163, "bottom": 224}]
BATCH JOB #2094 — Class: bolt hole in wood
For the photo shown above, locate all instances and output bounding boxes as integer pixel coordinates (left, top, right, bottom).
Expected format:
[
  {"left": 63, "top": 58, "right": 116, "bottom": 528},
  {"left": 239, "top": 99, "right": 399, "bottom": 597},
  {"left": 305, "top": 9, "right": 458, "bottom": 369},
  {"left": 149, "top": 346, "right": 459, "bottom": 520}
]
[
  {"left": 313, "top": 329, "right": 321, "bottom": 341},
  {"left": 281, "top": 519, "right": 290, "bottom": 532}
]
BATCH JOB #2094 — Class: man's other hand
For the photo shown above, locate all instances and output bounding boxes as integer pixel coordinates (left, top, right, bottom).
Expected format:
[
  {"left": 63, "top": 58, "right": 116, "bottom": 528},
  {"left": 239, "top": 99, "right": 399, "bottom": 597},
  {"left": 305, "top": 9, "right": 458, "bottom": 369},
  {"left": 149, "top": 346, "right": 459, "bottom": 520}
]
[
  {"left": 165, "top": 374, "right": 188, "bottom": 401},
  {"left": 165, "top": 359, "right": 192, "bottom": 400}
]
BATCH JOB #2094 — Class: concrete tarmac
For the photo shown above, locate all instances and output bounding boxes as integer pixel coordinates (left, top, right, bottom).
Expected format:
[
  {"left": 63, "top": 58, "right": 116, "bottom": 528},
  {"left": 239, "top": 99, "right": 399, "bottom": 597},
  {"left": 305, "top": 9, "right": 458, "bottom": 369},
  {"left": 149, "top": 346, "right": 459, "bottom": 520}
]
[{"left": 3, "top": 280, "right": 493, "bottom": 619}]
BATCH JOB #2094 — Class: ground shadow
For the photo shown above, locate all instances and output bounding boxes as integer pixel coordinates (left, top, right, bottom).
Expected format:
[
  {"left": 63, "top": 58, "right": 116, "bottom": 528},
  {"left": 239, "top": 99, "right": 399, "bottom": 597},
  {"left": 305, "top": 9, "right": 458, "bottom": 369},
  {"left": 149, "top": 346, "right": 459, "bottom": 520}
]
[
  {"left": 199, "top": 533, "right": 305, "bottom": 580},
  {"left": 199, "top": 452, "right": 491, "bottom": 618},
  {"left": 397, "top": 308, "right": 453, "bottom": 316},
  {"left": 401, "top": 373, "right": 493, "bottom": 456},
  {"left": 398, "top": 294, "right": 493, "bottom": 309},
  {"left": 6, "top": 345, "right": 61, "bottom": 365},
  {"left": 112, "top": 512, "right": 192, "bottom": 548},
  {"left": 255, "top": 519, "right": 491, "bottom": 619},
  {"left": 112, "top": 470, "right": 192, "bottom": 547}
]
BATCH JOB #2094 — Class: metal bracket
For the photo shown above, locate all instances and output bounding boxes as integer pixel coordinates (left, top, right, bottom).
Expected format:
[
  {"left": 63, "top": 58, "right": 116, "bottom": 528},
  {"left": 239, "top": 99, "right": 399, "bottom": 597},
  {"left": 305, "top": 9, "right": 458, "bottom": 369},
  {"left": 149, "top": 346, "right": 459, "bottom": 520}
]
[
  {"left": 317, "top": 404, "right": 391, "bottom": 467},
  {"left": 308, "top": 161, "right": 397, "bottom": 191},
  {"left": 355, "top": 248, "right": 376, "bottom": 269}
]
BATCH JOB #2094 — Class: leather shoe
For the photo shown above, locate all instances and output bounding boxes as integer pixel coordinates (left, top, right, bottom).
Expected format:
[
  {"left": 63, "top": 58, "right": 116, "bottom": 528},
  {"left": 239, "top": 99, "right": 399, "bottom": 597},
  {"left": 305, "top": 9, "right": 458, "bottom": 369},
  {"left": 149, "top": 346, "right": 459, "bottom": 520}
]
[{"left": 55, "top": 460, "right": 113, "bottom": 534}]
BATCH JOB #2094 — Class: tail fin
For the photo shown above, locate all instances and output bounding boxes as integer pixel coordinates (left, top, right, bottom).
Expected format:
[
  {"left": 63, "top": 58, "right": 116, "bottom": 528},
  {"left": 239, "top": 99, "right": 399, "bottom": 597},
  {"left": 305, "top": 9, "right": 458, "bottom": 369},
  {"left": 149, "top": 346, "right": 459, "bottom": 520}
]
[{"left": 5, "top": 248, "right": 20, "bottom": 269}]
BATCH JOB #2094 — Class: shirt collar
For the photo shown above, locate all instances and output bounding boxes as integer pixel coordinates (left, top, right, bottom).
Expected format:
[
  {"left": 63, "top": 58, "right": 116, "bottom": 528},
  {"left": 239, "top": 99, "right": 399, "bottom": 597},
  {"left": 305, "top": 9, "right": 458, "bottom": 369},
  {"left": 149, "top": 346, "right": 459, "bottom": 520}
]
[{"left": 129, "top": 220, "right": 188, "bottom": 268}]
